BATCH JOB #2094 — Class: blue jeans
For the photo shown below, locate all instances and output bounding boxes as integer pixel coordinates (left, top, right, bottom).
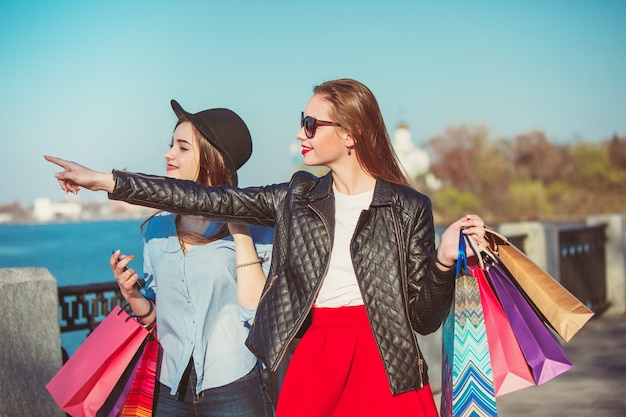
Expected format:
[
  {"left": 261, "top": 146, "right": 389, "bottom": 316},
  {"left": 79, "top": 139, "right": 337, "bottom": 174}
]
[{"left": 153, "top": 362, "right": 274, "bottom": 417}]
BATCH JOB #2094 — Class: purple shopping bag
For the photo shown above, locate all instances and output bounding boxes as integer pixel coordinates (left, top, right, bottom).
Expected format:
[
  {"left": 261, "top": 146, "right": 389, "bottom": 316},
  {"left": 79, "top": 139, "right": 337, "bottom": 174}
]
[{"left": 485, "top": 261, "right": 572, "bottom": 386}]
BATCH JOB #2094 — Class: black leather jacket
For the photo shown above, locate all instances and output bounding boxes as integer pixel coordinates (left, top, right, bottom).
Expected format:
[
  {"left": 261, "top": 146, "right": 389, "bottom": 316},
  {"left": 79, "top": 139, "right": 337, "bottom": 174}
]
[{"left": 109, "top": 170, "right": 455, "bottom": 395}]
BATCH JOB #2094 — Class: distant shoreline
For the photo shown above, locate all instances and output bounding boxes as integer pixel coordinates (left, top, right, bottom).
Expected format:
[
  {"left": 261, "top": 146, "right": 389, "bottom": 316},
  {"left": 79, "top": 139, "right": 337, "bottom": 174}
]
[{"left": 0, "top": 215, "right": 147, "bottom": 227}]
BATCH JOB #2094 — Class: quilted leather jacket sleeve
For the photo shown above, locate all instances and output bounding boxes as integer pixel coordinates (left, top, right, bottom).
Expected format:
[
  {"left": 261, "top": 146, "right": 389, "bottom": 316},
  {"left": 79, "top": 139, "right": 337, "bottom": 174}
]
[
  {"left": 109, "top": 170, "right": 283, "bottom": 227},
  {"left": 405, "top": 195, "right": 456, "bottom": 334}
]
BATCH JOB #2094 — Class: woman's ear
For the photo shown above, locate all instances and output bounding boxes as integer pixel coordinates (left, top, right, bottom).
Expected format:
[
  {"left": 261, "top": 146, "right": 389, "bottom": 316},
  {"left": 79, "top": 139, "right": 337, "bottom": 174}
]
[
  {"left": 345, "top": 134, "right": 357, "bottom": 148},
  {"left": 345, "top": 135, "right": 357, "bottom": 156}
]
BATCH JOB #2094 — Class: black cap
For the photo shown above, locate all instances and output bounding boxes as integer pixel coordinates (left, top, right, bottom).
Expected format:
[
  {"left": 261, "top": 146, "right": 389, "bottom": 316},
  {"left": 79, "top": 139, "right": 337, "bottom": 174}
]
[{"left": 170, "top": 99, "right": 252, "bottom": 185}]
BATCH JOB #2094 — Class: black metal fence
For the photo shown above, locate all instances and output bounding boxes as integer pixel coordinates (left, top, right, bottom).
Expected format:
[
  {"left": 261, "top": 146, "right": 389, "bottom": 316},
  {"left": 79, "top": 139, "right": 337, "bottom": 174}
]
[
  {"left": 58, "top": 282, "right": 125, "bottom": 334},
  {"left": 558, "top": 224, "right": 608, "bottom": 315}
]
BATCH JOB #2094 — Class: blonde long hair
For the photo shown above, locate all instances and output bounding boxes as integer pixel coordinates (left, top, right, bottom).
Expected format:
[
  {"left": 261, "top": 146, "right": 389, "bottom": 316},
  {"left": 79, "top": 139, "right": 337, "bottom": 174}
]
[{"left": 313, "top": 79, "right": 410, "bottom": 186}]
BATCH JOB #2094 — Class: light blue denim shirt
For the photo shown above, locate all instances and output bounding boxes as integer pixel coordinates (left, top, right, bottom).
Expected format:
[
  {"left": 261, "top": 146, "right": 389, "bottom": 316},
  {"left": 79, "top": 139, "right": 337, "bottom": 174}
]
[{"left": 141, "top": 213, "right": 273, "bottom": 395}]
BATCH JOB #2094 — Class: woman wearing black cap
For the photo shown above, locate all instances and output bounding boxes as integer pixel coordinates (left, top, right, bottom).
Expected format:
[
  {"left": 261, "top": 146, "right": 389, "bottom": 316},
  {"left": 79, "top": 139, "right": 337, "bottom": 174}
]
[
  {"left": 108, "top": 101, "right": 274, "bottom": 416},
  {"left": 45, "top": 78, "right": 487, "bottom": 417}
]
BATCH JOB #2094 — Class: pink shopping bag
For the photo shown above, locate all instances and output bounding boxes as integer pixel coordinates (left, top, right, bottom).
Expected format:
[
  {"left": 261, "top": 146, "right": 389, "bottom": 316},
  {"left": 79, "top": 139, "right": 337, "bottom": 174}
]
[
  {"left": 46, "top": 305, "right": 150, "bottom": 417},
  {"left": 473, "top": 265, "right": 535, "bottom": 396}
]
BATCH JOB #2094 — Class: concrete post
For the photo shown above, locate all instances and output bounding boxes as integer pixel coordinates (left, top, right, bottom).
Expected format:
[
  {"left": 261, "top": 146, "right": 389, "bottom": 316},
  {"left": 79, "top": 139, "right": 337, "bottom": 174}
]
[
  {"left": 498, "top": 221, "right": 561, "bottom": 281},
  {"left": 0, "top": 268, "right": 65, "bottom": 416},
  {"left": 587, "top": 214, "right": 626, "bottom": 316}
]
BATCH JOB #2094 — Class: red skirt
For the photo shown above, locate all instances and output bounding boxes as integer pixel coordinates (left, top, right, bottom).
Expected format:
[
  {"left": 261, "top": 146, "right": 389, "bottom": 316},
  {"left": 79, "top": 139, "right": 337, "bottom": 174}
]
[{"left": 275, "top": 305, "right": 439, "bottom": 417}]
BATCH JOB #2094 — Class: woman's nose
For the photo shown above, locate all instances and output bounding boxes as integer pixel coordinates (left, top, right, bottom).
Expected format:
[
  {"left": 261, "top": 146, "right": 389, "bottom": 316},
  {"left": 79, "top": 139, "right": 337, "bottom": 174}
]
[{"left": 296, "top": 127, "right": 307, "bottom": 141}]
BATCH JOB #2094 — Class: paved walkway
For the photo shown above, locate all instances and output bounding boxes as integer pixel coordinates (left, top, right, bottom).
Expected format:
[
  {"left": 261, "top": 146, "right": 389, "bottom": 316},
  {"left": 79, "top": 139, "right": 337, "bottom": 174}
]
[{"left": 435, "top": 313, "right": 626, "bottom": 416}]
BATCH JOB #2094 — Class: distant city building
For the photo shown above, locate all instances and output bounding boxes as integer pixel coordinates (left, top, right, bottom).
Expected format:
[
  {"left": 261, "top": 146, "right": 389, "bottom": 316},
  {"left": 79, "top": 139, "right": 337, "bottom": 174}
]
[
  {"left": 0, "top": 195, "right": 152, "bottom": 224},
  {"left": 33, "top": 198, "right": 82, "bottom": 222},
  {"left": 392, "top": 122, "right": 441, "bottom": 190},
  {"left": 393, "top": 122, "right": 430, "bottom": 178}
]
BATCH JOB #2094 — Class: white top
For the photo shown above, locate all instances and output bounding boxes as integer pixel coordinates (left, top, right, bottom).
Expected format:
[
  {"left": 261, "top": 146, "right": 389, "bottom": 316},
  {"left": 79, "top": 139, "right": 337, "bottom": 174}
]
[{"left": 315, "top": 185, "right": 374, "bottom": 308}]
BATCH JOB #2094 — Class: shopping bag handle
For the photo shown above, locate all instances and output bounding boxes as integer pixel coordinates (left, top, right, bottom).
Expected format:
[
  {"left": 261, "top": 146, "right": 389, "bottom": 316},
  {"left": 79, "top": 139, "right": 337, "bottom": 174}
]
[
  {"left": 484, "top": 227, "right": 511, "bottom": 244},
  {"left": 117, "top": 301, "right": 155, "bottom": 327},
  {"left": 482, "top": 227, "right": 510, "bottom": 262},
  {"left": 456, "top": 229, "right": 468, "bottom": 275},
  {"left": 485, "top": 226, "right": 508, "bottom": 239},
  {"left": 117, "top": 302, "right": 140, "bottom": 323},
  {"left": 124, "top": 301, "right": 157, "bottom": 332},
  {"left": 462, "top": 229, "right": 485, "bottom": 270}
]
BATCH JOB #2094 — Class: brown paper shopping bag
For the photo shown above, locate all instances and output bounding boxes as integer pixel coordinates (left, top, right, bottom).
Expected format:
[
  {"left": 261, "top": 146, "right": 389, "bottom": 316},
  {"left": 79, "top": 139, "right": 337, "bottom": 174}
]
[{"left": 484, "top": 228, "right": 593, "bottom": 342}]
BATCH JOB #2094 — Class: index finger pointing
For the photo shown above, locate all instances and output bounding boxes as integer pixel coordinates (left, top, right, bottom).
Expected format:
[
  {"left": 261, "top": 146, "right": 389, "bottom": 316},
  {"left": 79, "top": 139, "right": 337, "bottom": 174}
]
[{"left": 44, "top": 155, "right": 67, "bottom": 168}]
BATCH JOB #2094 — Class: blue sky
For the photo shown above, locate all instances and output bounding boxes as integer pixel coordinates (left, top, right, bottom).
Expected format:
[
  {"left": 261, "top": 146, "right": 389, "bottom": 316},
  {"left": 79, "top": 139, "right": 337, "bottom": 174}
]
[{"left": 1, "top": 0, "right": 625, "bottom": 206}]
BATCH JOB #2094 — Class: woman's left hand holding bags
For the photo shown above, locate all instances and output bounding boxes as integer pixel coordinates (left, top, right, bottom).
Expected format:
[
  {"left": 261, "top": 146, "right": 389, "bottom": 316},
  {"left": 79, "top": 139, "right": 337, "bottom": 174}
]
[{"left": 437, "top": 214, "right": 487, "bottom": 269}]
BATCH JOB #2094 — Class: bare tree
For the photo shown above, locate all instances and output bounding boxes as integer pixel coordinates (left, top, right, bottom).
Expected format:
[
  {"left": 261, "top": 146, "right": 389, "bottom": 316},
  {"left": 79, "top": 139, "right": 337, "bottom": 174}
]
[
  {"left": 607, "top": 134, "right": 626, "bottom": 170},
  {"left": 513, "top": 130, "right": 568, "bottom": 184},
  {"left": 428, "top": 124, "right": 489, "bottom": 192}
]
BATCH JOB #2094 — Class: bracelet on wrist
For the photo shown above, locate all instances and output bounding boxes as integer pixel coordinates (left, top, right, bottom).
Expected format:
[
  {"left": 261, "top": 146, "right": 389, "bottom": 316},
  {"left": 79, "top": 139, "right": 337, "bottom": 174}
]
[
  {"left": 436, "top": 258, "right": 455, "bottom": 269},
  {"left": 133, "top": 299, "right": 154, "bottom": 319},
  {"left": 236, "top": 257, "right": 265, "bottom": 269}
]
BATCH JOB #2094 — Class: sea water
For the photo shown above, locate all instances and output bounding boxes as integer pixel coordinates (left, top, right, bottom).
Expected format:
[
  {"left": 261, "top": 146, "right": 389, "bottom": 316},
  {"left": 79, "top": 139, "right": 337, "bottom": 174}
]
[{"left": 0, "top": 219, "right": 146, "bottom": 355}]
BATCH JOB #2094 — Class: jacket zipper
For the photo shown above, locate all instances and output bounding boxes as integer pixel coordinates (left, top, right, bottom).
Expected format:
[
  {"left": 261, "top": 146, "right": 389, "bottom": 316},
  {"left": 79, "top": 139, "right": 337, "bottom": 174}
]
[
  {"left": 269, "top": 202, "right": 332, "bottom": 371},
  {"left": 390, "top": 206, "right": 425, "bottom": 388}
]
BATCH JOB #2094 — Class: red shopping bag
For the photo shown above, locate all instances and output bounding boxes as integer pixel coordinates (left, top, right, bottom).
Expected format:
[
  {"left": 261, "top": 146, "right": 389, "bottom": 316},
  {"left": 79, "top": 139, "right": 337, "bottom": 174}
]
[
  {"left": 119, "top": 331, "right": 159, "bottom": 417},
  {"left": 473, "top": 265, "right": 535, "bottom": 396},
  {"left": 46, "top": 305, "right": 150, "bottom": 417}
]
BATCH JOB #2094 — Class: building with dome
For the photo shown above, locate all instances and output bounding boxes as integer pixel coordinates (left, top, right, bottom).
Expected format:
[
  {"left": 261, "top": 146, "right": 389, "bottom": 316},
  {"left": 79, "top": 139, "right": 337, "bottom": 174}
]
[{"left": 392, "top": 122, "right": 441, "bottom": 189}]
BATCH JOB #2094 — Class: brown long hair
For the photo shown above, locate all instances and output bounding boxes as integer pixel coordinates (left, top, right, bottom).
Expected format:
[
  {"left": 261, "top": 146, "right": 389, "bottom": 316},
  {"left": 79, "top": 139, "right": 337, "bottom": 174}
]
[
  {"left": 143, "top": 120, "right": 231, "bottom": 245},
  {"left": 313, "top": 79, "right": 410, "bottom": 186}
]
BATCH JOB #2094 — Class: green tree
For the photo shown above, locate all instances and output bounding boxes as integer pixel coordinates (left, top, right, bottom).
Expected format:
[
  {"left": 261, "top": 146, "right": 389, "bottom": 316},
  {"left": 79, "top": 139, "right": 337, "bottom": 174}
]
[
  {"left": 431, "top": 187, "right": 482, "bottom": 223},
  {"left": 506, "top": 180, "right": 552, "bottom": 220},
  {"left": 569, "top": 141, "right": 613, "bottom": 187}
]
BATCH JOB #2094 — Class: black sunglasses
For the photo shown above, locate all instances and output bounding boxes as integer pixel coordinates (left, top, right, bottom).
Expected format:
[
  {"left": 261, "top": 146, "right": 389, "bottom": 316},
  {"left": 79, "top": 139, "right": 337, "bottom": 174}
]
[{"left": 301, "top": 112, "right": 342, "bottom": 139}]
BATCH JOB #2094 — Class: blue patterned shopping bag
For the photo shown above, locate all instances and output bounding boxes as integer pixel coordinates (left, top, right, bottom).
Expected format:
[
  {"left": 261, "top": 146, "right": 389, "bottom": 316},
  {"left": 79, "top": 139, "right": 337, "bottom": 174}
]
[{"left": 441, "top": 232, "right": 498, "bottom": 417}]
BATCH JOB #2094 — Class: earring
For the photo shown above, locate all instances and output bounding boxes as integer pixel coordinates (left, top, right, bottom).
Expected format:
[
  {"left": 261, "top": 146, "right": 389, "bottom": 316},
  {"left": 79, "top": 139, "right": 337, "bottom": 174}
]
[{"left": 347, "top": 147, "right": 352, "bottom": 156}]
